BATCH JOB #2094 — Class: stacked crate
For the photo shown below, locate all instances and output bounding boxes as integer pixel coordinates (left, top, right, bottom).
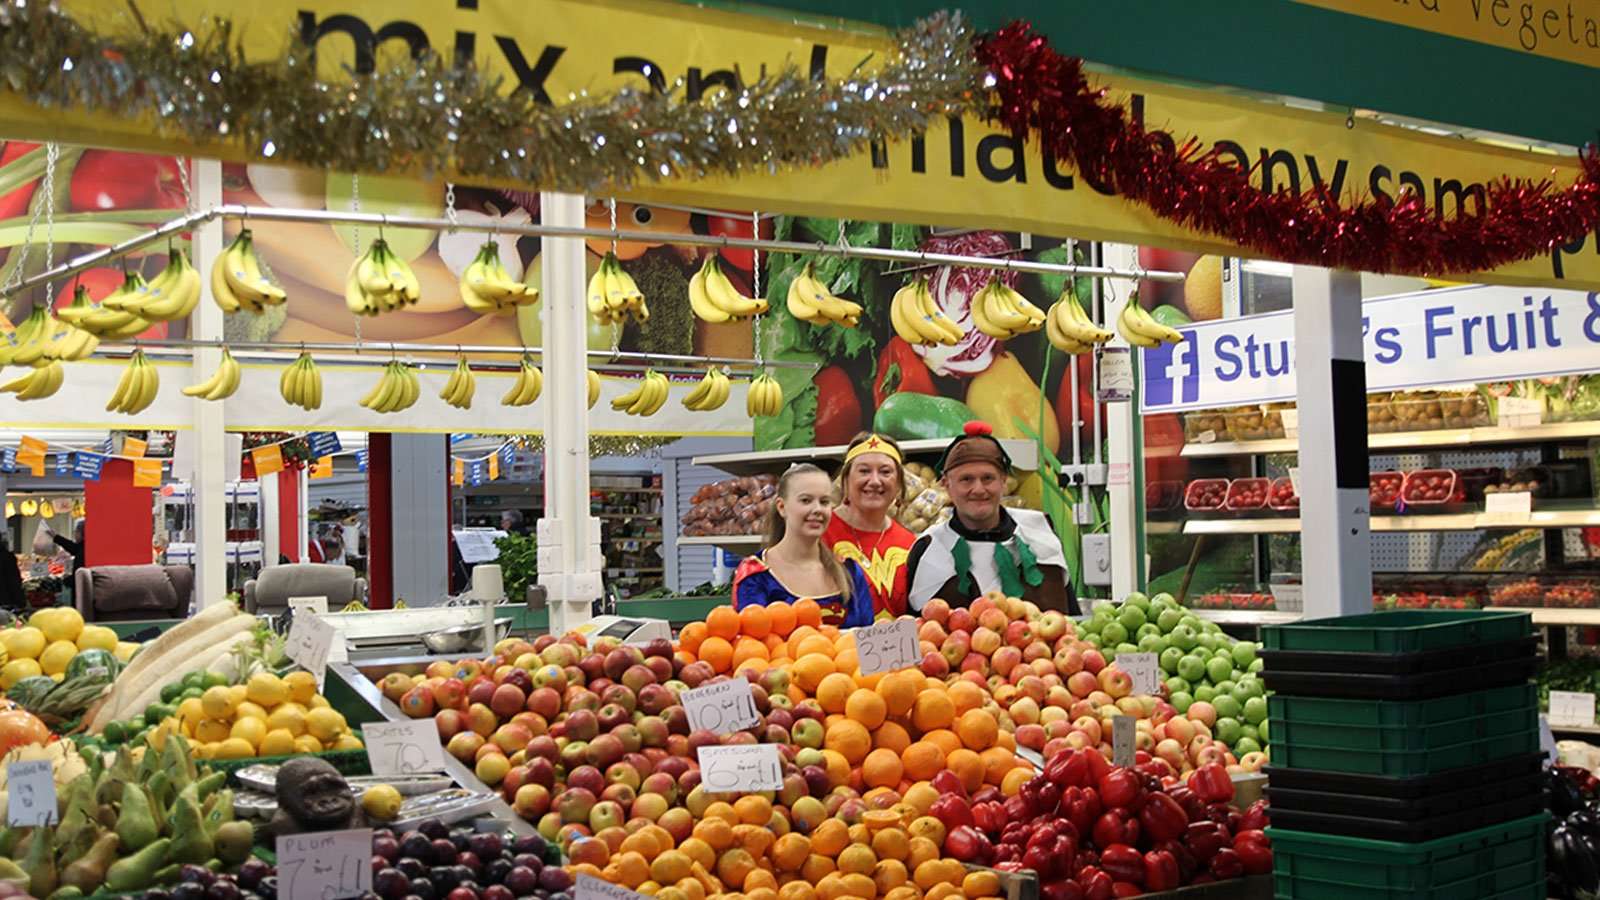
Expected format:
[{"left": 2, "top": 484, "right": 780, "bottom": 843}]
[{"left": 1259, "top": 609, "right": 1545, "bottom": 899}]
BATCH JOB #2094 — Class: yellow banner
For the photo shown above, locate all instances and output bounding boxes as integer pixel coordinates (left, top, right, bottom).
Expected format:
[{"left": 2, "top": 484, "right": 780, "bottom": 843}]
[
  {"left": 25, "top": 0, "right": 1600, "bottom": 290},
  {"left": 310, "top": 456, "right": 333, "bottom": 479},
  {"left": 251, "top": 444, "right": 283, "bottom": 476},
  {"left": 1296, "top": 0, "right": 1600, "bottom": 68},
  {"left": 120, "top": 437, "right": 146, "bottom": 459},
  {"left": 131, "top": 458, "right": 162, "bottom": 487}
]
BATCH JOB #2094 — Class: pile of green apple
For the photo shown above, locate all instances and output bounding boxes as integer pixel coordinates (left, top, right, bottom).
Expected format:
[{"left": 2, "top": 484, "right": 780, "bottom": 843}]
[{"left": 1077, "top": 592, "right": 1269, "bottom": 759}]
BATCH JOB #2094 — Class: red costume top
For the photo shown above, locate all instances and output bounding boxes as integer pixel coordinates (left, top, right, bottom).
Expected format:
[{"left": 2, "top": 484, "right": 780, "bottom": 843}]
[{"left": 823, "top": 516, "right": 916, "bottom": 617}]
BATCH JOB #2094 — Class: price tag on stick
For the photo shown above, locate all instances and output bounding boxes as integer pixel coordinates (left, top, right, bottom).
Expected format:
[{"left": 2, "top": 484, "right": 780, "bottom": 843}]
[
  {"left": 1550, "top": 691, "right": 1596, "bottom": 728},
  {"left": 854, "top": 618, "right": 920, "bottom": 676},
  {"left": 577, "top": 874, "right": 650, "bottom": 900},
  {"left": 288, "top": 596, "right": 330, "bottom": 615},
  {"left": 697, "top": 744, "right": 783, "bottom": 793},
  {"left": 1111, "top": 716, "right": 1136, "bottom": 768},
  {"left": 285, "top": 611, "right": 336, "bottom": 689},
  {"left": 6, "top": 760, "right": 57, "bottom": 826},
  {"left": 681, "top": 679, "right": 760, "bottom": 734},
  {"left": 1117, "top": 653, "right": 1160, "bottom": 696},
  {"left": 362, "top": 719, "right": 451, "bottom": 776},
  {"left": 276, "top": 830, "right": 372, "bottom": 900}
]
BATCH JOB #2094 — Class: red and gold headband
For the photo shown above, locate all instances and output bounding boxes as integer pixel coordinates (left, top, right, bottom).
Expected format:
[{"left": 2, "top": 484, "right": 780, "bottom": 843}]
[{"left": 843, "top": 434, "right": 902, "bottom": 466}]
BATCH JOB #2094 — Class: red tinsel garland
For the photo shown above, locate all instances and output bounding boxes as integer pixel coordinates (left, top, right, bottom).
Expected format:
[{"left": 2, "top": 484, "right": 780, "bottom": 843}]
[{"left": 974, "top": 22, "right": 1600, "bottom": 276}]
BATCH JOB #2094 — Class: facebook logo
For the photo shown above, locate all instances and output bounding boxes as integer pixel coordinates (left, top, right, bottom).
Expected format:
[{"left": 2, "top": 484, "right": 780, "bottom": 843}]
[{"left": 1141, "top": 331, "right": 1201, "bottom": 407}]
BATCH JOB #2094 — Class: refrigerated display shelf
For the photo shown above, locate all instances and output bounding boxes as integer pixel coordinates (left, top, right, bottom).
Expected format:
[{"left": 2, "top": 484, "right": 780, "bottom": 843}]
[
  {"left": 1191, "top": 609, "right": 1304, "bottom": 626},
  {"left": 1179, "top": 418, "right": 1600, "bottom": 457},
  {"left": 1182, "top": 508, "right": 1600, "bottom": 534},
  {"left": 1482, "top": 606, "right": 1600, "bottom": 626}
]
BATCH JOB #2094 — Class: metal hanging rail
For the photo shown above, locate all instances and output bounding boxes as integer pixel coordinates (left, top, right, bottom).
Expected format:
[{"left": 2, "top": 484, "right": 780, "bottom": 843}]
[{"left": 0, "top": 203, "right": 1187, "bottom": 301}]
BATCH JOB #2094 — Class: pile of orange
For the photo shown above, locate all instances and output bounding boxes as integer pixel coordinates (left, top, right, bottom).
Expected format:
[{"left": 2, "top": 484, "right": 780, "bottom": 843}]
[{"left": 677, "top": 601, "right": 824, "bottom": 676}]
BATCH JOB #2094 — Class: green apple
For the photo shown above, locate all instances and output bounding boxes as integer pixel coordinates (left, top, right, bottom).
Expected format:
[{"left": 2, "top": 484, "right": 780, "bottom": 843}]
[
  {"left": 1258, "top": 719, "right": 1270, "bottom": 742},
  {"left": 1239, "top": 723, "right": 1260, "bottom": 743},
  {"left": 1117, "top": 605, "right": 1148, "bottom": 633},
  {"left": 1136, "top": 623, "right": 1163, "bottom": 643},
  {"left": 1116, "top": 642, "right": 1139, "bottom": 657},
  {"left": 1205, "top": 656, "right": 1233, "bottom": 684},
  {"left": 1170, "top": 691, "right": 1194, "bottom": 713},
  {"left": 1138, "top": 634, "right": 1165, "bottom": 654},
  {"left": 1196, "top": 634, "right": 1218, "bottom": 653},
  {"left": 1200, "top": 621, "right": 1222, "bottom": 634},
  {"left": 1193, "top": 685, "right": 1216, "bottom": 704},
  {"left": 1156, "top": 608, "right": 1185, "bottom": 633},
  {"left": 1232, "top": 642, "right": 1259, "bottom": 668},
  {"left": 1100, "top": 621, "right": 1129, "bottom": 647},
  {"left": 1248, "top": 658, "right": 1265, "bottom": 674},
  {"left": 1160, "top": 648, "right": 1185, "bottom": 674},
  {"left": 1235, "top": 677, "right": 1265, "bottom": 700},
  {"left": 1168, "top": 624, "right": 1199, "bottom": 652},
  {"left": 1101, "top": 646, "right": 1117, "bottom": 664},
  {"left": 1165, "top": 676, "right": 1190, "bottom": 695},
  {"left": 1214, "top": 680, "right": 1236, "bottom": 698},
  {"left": 1151, "top": 592, "right": 1176, "bottom": 606},
  {"left": 1243, "top": 696, "right": 1268, "bottom": 725},
  {"left": 1177, "top": 655, "right": 1207, "bottom": 683},
  {"left": 1235, "top": 737, "right": 1262, "bottom": 755},
  {"left": 1092, "top": 603, "right": 1116, "bottom": 623},
  {"left": 1179, "top": 615, "right": 1202, "bottom": 632},
  {"left": 1214, "top": 717, "right": 1243, "bottom": 746},
  {"left": 1123, "top": 591, "right": 1150, "bottom": 610},
  {"left": 1082, "top": 633, "right": 1102, "bottom": 649},
  {"left": 1212, "top": 694, "right": 1243, "bottom": 721}
]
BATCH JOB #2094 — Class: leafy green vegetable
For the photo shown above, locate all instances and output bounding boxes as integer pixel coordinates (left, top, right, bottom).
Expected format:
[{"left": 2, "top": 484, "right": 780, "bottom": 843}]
[
  {"left": 494, "top": 532, "right": 539, "bottom": 603},
  {"left": 1032, "top": 246, "right": 1074, "bottom": 300},
  {"left": 891, "top": 223, "right": 924, "bottom": 252}
]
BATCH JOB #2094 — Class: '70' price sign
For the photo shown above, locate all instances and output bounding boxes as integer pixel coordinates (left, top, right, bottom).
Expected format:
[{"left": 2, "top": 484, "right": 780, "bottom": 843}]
[
  {"left": 853, "top": 618, "right": 920, "bottom": 675},
  {"left": 697, "top": 744, "right": 782, "bottom": 793}
]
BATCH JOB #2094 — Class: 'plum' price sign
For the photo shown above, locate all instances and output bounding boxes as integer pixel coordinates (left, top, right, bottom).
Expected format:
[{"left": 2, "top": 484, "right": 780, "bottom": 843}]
[
  {"left": 681, "top": 679, "right": 759, "bottom": 734},
  {"left": 577, "top": 874, "right": 650, "bottom": 900},
  {"left": 362, "top": 719, "right": 450, "bottom": 776},
  {"left": 1550, "top": 691, "right": 1597, "bottom": 728},
  {"left": 276, "top": 829, "right": 372, "bottom": 900},
  {"left": 697, "top": 744, "right": 782, "bottom": 793},
  {"left": 1111, "top": 716, "right": 1136, "bottom": 768},
  {"left": 1118, "top": 653, "right": 1160, "bottom": 695},
  {"left": 6, "top": 760, "right": 56, "bottom": 826},
  {"left": 854, "top": 618, "right": 919, "bottom": 675}
]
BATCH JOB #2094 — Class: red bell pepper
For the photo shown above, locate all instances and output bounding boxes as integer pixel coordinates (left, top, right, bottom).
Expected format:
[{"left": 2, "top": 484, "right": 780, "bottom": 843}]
[
  {"left": 1238, "top": 798, "right": 1270, "bottom": 832},
  {"left": 1073, "top": 850, "right": 1100, "bottom": 875},
  {"left": 1183, "top": 821, "right": 1230, "bottom": 864},
  {"left": 1138, "top": 792, "right": 1188, "bottom": 843},
  {"left": 1077, "top": 869, "right": 1114, "bottom": 900},
  {"left": 1085, "top": 749, "right": 1112, "bottom": 785},
  {"left": 973, "top": 800, "right": 1008, "bottom": 836},
  {"left": 1233, "top": 830, "right": 1274, "bottom": 875},
  {"left": 1143, "top": 849, "right": 1181, "bottom": 892},
  {"left": 813, "top": 366, "right": 864, "bottom": 446},
  {"left": 1098, "top": 769, "right": 1144, "bottom": 811},
  {"left": 873, "top": 337, "right": 937, "bottom": 406},
  {"left": 1023, "top": 777, "right": 1062, "bottom": 817},
  {"left": 1047, "top": 747, "right": 1092, "bottom": 788},
  {"left": 973, "top": 785, "right": 1003, "bottom": 805},
  {"left": 1156, "top": 838, "right": 1198, "bottom": 883},
  {"left": 1062, "top": 787, "right": 1102, "bottom": 837},
  {"left": 929, "top": 794, "right": 976, "bottom": 832},
  {"left": 1004, "top": 793, "right": 1031, "bottom": 823},
  {"left": 1209, "top": 846, "right": 1244, "bottom": 879},
  {"left": 1110, "top": 884, "right": 1143, "bottom": 898},
  {"left": 1042, "top": 880, "right": 1085, "bottom": 900},
  {"left": 1189, "top": 763, "right": 1235, "bottom": 804},
  {"left": 1092, "top": 810, "right": 1140, "bottom": 849},
  {"left": 1098, "top": 845, "right": 1143, "bottom": 885},
  {"left": 944, "top": 825, "right": 994, "bottom": 864},
  {"left": 1165, "top": 784, "right": 1207, "bottom": 823},
  {"left": 1023, "top": 842, "right": 1056, "bottom": 878}
]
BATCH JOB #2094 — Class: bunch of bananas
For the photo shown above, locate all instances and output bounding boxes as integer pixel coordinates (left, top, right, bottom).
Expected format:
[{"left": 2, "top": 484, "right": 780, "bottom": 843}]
[
  {"left": 683, "top": 367, "right": 731, "bottom": 411},
  {"left": 440, "top": 357, "right": 477, "bottom": 410},
  {"left": 786, "top": 264, "right": 862, "bottom": 327},
  {"left": 106, "top": 247, "right": 201, "bottom": 322},
  {"left": 0, "top": 306, "right": 93, "bottom": 367},
  {"left": 459, "top": 241, "right": 535, "bottom": 316},
  {"left": 39, "top": 288, "right": 102, "bottom": 361},
  {"left": 587, "top": 251, "right": 649, "bottom": 325},
  {"left": 747, "top": 372, "right": 784, "bottom": 417},
  {"left": 182, "top": 348, "right": 242, "bottom": 401},
  {"left": 501, "top": 356, "right": 544, "bottom": 407},
  {"left": 611, "top": 370, "right": 670, "bottom": 416},
  {"left": 689, "top": 255, "right": 767, "bottom": 323},
  {"left": 279, "top": 352, "right": 323, "bottom": 410},
  {"left": 345, "top": 238, "right": 422, "bottom": 316},
  {"left": 211, "top": 230, "right": 287, "bottom": 314},
  {"left": 1045, "top": 290, "right": 1115, "bottom": 355},
  {"left": 106, "top": 350, "right": 159, "bottom": 415},
  {"left": 971, "top": 279, "right": 1046, "bottom": 339},
  {"left": 587, "top": 370, "right": 601, "bottom": 409},
  {"left": 70, "top": 271, "right": 153, "bottom": 338},
  {"left": 0, "top": 360, "right": 63, "bottom": 400},
  {"left": 360, "top": 361, "right": 420, "bottom": 413},
  {"left": 889, "top": 277, "right": 964, "bottom": 347},
  {"left": 1116, "top": 296, "right": 1185, "bottom": 349}
]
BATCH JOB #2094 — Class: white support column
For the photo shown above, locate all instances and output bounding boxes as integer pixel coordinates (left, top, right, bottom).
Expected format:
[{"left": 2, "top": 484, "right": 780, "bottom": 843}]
[
  {"left": 189, "top": 159, "right": 228, "bottom": 608},
  {"left": 537, "top": 192, "right": 602, "bottom": 631},
  {"left": 389, "top": 435, "right": 449, "bottom": 603},
  {"left": 1293, "top": 266, "right": 1372, "bottom": 618},
  {"left": 1101, "top": 243, "right": 1142, "bottom": 604}
]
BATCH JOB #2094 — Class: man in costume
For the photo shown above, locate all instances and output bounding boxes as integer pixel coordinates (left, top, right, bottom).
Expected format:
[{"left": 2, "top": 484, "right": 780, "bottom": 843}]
[{"left": 905, "top": 422, "right": 1079, "bottom": 614}]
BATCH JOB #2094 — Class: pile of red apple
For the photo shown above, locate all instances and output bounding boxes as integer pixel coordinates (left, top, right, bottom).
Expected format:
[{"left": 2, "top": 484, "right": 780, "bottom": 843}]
[{"left": 933, "top": 749, "right": 1272, "bottom": 898}]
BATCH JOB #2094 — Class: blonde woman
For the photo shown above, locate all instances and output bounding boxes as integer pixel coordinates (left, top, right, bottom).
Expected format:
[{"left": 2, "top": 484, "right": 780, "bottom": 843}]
[{"left": 732, "top": 463, "right": 874, "bottom": 627}]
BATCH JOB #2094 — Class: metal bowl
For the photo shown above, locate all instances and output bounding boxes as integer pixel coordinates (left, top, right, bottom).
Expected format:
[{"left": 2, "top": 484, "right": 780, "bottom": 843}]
[{"left": 420, "top": 617, "right": 514, "bottom": 654}]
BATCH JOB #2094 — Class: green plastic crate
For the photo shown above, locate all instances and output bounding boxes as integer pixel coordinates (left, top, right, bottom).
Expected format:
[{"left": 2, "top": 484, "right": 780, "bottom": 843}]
[
  {"left": 1261, "top": 609, "right": 1533, "bottom": 653},
  {"left": 1267, "top": 683, "right": 1537, "bottom": 752},
  {"left": 1271, "top": 727, "right": 1539, "bottom": 776}
]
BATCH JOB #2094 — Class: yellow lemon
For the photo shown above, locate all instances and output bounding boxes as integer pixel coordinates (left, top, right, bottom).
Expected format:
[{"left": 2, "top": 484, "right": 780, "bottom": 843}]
[
  {"left": 228, "top": 684, "right": 248, "bottom": 706},
  {"left": 266, "top": 705, "right": 306, "bottom": 737},
  {"left": 177, "top": 697, "right": 205, "bottom": 726},
  {"left": 293, "top": 735, "right": 322, "bottom": 754},
  {"left": 49, "top": 672, "right": 63, "bottom": 683},
  {"left": 230, "top": 716, "right": 268, "bottom": 750},
  {"left": 235, "top": 701, "right": 268, "bottom": 722},
  {"left": 308, "top": 695, "right": 330, "bottom": 710},
  {"left": 245, "top": 672, "right": 288, "bottom": 707},
  {"left": 259, "top": 728, "right": 297, "bottom": 756},
  {"left": 74, "top": 625, "right": 117, "bottom": 652},
  {"left": 192, "top": 742, "right": 214, "bottom": 760},
  {"left": 284, "top": 671, "right": 318, "bottom": 705},
  {"left": 113, "top": 641, "right": 140, "bottom": 663},
  {"left": 332, "top": 734, "right": 365, "bottom": 751},
  {"left": 0, "top": 658, "right": 41, "bottom": 688},
  {"left": 2, "top": 627, "right": 46, "bottom": 661},
  {"left": 306, "top": 707, "right": 347, "bottom": 743},
  {"left": 39, "top": 640, "right": 78, "bottom": 676},
  {"left": 201, "top": 685, "right": 238, "bottom": 720},
  {"left": 361, "top": 785, "right": 403, "bottom": 821},
  {"left": 195, "top": 718, "right": 232, "bottom": 744},
  {"left": 215, "top": 737, "right": 256, "bottom": 760},
  {"left": 32, "top": 607, "right": 82, "bottom": 644}
]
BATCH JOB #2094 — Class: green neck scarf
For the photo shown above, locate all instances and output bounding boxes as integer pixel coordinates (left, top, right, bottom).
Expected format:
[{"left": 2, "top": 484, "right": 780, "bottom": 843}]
[{"left": 952, "top": 536, "right": 1044, "bottom": 598}]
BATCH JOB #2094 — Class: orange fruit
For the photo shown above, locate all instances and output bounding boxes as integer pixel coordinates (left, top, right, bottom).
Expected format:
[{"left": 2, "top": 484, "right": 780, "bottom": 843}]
[
  {"left": 698, "top": 636, "right": 734, "bottom": 673},
  {"left": 900, "top": 742, "right": 946, "bottom": 781},
  {"left": 911, "top": 690, "right": 955, "bottom": 732},
  {"left": 947, "top": 680, "right": 986, "bottom": 716},
  {"left": 811, "top": 819, "right": 850, "bottom": 857},
  {"left": 903, "top": 782, "right": 939, "bottom": 815},
  {"left": 963, "top": 871, "right": 1001, "bottom": 897},
  {"left": 821, "top": 749, "right": 852, "bottom": 788},
  {"left": 792, "top": 653, "right": 835, "bottom": 693},
  {"left": 873, "top": 859, "right": 910, "bottom": 894},
  {"left": 679, "top": 837, "right": 716, "bottom": 870},
  {"left": 780, "top": 882, "right": 819, "bottom": 900},
  {"left": 705, "top": 801, "right": 739, "bottom": 825},
  {"left": 802, "top": 854, "right": 837, "bottom": 885},
  {"left": 926, "top": 883, "right": 965, "bottom": 900},
  {"left": 956, "top": 709, "right": 999, "bottom": 750},
  {"left": 838, "top": 873, "right": 878, "bottom": 899},
  {"left": 768, "top": 602, "right": 798, "bottom": 638},
  {"left": 913, "top": 859, "right": 952, "bottom": 891},
  {"left": 652, "top": 851, "right": 695, "bottom": 884},
  {"left": 746, "top": 869, "right": 780, "bottom": 892},
  {"left": 740, "top": 605, "right": 773, "bottom": 639},
  {"left": 862, "top": 748, "right": 904, "bottom": 789},
  {"left": 825, "top": 720, "right": 872, "bottom": 765},
  {"left": 732, "top": 637, "right": 770, "bottom": 670},
  {"left": 995, "top": 729, "right": 1016, "bottom": 752},
  {"left": 946, "top": 748, "right": 984, "bottom": 793},
  {"left": 876, "top": 671, "right": 920, "bottom": 718},
  {"left": 764, "top": 633, "right": 788, "bottom": 654},
  {"left": 837, "top": 844, "right": 877, "bottom": 876},
  {"left": 677, "top": 878, "right": 708, "bottom": 900},
  {"left": 797, "top": 634, "right": 836, "bottom": 659},
  {"left": 834, "top": 649, "right": 859, "bottom": 674},
  {"left": 845, "top": 689, "right": 888, "bottom": 729},
  {"left": 872, "top": 721, "right": 912, "bottom": 755},
  {"left": 871, "top": 828, "right": 911, "bottom": 863},
  {"left": 817, "top": 673, "right": 856, "bottom": 714},
  {"left": 615, "top": 852, "right": 652, "bottom": 888},
  {"left": 706, "top": 605, "right": 741, "bottom": 640},
  {"left": 717, "top": 848, "right": 758, "bottom": 889},
  {"left": 736, "top": 657, "right": 770, "bottom": 676},
  {"left": 694, "top": 817, "right": 736, "bottom": 851},
  {"left": 1001, "top": 766, "right": 1032, "bottom": 797},
  {"left": 772, "top": 833, "right": 812, "bottom": 871},
  {"left": 678, "top": 622, "right": 708, "bottom": 656},
  {"left": 920, "top": 729, "right": 961, "bottom": 756},
  {"left": 793, "top": 598, "right": 823, "bottom": 628},
  {"left": 733, "top": 795, "right": 774, "bottom": 826},
  {"left": 787, "top": 625, "right": 819, "bottom": 659},
  {"left": 980, "top": 746, "right": 1017, "bottom": 785}
]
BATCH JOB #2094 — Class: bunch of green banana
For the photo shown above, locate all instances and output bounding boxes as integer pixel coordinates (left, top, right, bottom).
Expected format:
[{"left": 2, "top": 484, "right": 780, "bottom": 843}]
[
  {"left": 278, "top": 352, "right": 322, "bottom": 410},
  {"left": 439, "top": 357, "right": 477, "bottom": 410},
  {"left": 459, "top": 241, "right": 533, "bottom": 316},
  {"left": 181, "top": 348, "right": 241, "bottom": 401},
  {"left": 611, "top": 369, "right": 670, "bottom": 416},
  {"left": 345, "top": 238, "right": 422, "bottom": 316},
  {"left": 1045, "top": 289, "right": 1115, "bottom": 354},
  {"left": 360, "top": 360, "right": 420, "bottom": 413},
  {"left": 587, "top": 369, "right": 602, "bottom": 409},
  {"left": 72, "top": 272, "right": 153, "bottom": 338},
  {"left": 106, "top": 247, "right": 201, "bottom": 322},
  {"left": 587, "top": 251, "right": 649, "bottom": 325},
  {"left": 971, "top": 279, "right": 1046, "bottom": 339},
  {"left": 0, "top": 359, "right": 64, "bottom": 400},
  {"left": 1116, "top": 294, "right": 1186, "bottom": 349},
  {"left": 106, "top": 350, "right": 159, "bottom": 414},
  {"left": 747, "top": 372, "right": 784, "bottom": 417},
  {"left": 688, "top": 255, "right": 768, "bottom": 323},
  {"left": 889, "top": 277, "right": 964, "bottom": 347},
  {"left": 501, "top": 356, "right": 543, "bottom": 407},
  {"left": 683, "top": 367, "right": 731, "bottom": 411},
  {"left": 210, "top": 229, "right": 287, "bottom": 314},
  {"left": 786, "top": 263, "right": 862, "bottom": 327}
]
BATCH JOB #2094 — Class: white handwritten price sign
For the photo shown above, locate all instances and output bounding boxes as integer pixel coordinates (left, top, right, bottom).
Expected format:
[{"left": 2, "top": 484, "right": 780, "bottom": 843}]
[
  {"left": 362, "top": 719, "right": 451, "bottom": 776},
  {"left": 288, "top": 596, "right": 330, "bottom": 615},
  {"left": 681, "top": 679, "right": 759, "bottom": 735},
  {"left": 577, "top": 873, "right": 650, "bottom": 900},
  {"left": 697, "top": 744, "right": 782, "bottom": 793},
  {"left": 1117, "top": 653, "right": 1160, "bottom": 696},
  {"left": 6, "top": 760, "right": 56, "bottom": 826},
  {"left": 1550, "top": 691, "right": 1597, "bottom": 728},
  {"left": 1111, "top": 716, "right": 1136, "bottom": 768},
  {"left": 854, "top": 618, "right": 920, "bottom": 676},
  {"left": 276, "top": 829, "right": 372, "bottom": 900},
  {"left": 285, "top": 611, "right": 337, "bottom": 689}
]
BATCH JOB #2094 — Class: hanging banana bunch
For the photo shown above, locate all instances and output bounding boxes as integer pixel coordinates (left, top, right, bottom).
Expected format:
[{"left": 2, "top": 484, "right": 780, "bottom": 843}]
[
  {"left": 73, "top": 271, "right": 152, "bottom": 338},
  {"left": 459, "top": 241, "right": 534, "bottom": 316},
  {"left": 439, "top": 357, "right": 477, "bottom": 410},
  {"left": 106, "top": 350, "right": 159, "bottom": 415},
  {"left": 889, "top": 277, "right": 964, "bottom": 347},
  {"left": 683, "top": 367, "right": 731, "bottom": 412},
  {"left": 747, "top": 372, "right": 784, "bottom": 417},
  {"left": 611, "top": 370, "right": 669, "bottom": 417},
  {"left": 0, "top": 360, "right": 64, "bottom": 401},
  {"left": 182, "top": 347, "right": 242, "bottom": 401},
  {"left": 0, "top": 308, "right": 54, "bottom": 367},
  {"left": 501, "top": 356, "right": 543, "bottom": 407},
  {"left": 44, "top": 291, "right": 100, "bottom": 362},
  {"left": 345, "top": 237, "right": 422, "bottom": 316},
  {"left": 360, "top": 360, "right": 420, "bottom": 413},
  {"left": 971, "top": 279, "right": 1046, "bottom": 340},
  {"left": 688, "top": 255, "right": 767, "bottom": 323},
  {"left": 1115, "top": 292, "right": 1185, "bottom": 349},
  {"left": 279, "top": 352, "right": 323, "bottom": 410},
  {"left": 587, "top": 251, "right": 649, "bottom": 325},
  {"left": 211, "top": 229, "right": 287, "bottom": 313},
  {"left": 786, "top": 263, "right": 862, "bottom": 327},
  {"left": 587, "top": 369, "right": 601, "bottom": 410},
  {"left": 107, "top": 247, "right": 201, "bottom": 322},
  {"left": 1045, "top": 288, "right": 1115, "bottom": 355}
]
